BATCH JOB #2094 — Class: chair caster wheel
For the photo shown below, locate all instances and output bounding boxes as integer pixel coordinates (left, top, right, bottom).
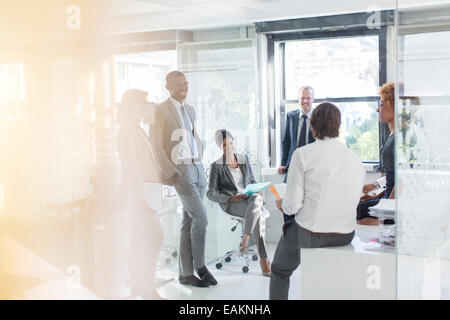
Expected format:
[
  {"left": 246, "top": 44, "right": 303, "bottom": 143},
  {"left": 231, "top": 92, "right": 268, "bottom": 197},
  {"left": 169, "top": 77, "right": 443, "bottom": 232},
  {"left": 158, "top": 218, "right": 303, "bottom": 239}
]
[
  {"left": 216, "top": 263, "right": 223, "bottom": 269},
  {"left": 225, "top": 256, "right": 231, "bottom": 263},
  {"left": 252, "top": 254, "right": 258, "bottom": 261},
  {"left": 242, "top": 266, "right": 249, "bottom": 273}
]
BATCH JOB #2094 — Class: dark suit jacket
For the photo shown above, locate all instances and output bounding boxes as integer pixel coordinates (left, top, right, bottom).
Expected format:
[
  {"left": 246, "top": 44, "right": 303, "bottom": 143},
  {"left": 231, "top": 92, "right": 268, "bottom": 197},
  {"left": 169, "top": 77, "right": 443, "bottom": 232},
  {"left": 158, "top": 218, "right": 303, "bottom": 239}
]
[
  {"left": 149, "top": 98, "right": 203, "bottom": 186},
  {"left": 207, "top": 153, "right": 257, "bottom": 212},
  {"left": 281, "top": 109, "right": 315, "bottom": 169}
]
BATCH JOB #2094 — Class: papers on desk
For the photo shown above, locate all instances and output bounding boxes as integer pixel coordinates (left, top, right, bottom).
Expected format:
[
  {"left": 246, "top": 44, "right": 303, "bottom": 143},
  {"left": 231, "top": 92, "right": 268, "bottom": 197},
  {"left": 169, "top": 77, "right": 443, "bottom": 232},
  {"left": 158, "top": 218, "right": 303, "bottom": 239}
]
[
  {"left": 365, "top": 199, "right": 396, "bottom": 252},
  {"left": 369, "top": 199, "right": 395, "bottom": 218},
  {"left": 367, "top": 187, "right": 385, "bottom": 198},
  {"left": 242, "top": 182, "right": 271, "bottom": 195},
  {"left": 364, "top": 240, "right": 395, "bottom": 252}
]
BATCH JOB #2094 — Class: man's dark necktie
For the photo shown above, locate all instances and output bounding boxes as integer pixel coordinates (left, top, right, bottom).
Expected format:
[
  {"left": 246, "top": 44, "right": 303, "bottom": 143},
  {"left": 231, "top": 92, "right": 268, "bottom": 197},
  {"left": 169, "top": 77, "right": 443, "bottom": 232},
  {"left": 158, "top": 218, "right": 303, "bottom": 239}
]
[{"left": 297, "top": 114, "right": 308, "bottom": 148}]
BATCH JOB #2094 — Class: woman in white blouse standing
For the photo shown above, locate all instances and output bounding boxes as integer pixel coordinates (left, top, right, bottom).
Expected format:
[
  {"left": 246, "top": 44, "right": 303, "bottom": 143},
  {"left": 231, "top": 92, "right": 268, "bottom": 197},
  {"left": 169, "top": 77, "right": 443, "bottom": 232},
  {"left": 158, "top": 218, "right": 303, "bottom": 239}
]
[
  {"left": 270, "top": 102, "right": 365, "bottom": 300},
  {"left": 117, "top": 89, "right": 164, "bottom": 299}
]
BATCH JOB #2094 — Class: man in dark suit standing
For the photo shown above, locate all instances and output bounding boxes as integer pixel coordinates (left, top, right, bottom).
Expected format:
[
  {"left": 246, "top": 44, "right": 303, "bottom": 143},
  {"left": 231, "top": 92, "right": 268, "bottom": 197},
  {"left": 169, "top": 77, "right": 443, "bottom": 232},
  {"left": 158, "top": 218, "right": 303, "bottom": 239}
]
[
  {"left": 278, "top": 86, "right": 315, "bottom": 222},
  {"left": 150, "top": 71, "right": 217, "bottom": 288}
]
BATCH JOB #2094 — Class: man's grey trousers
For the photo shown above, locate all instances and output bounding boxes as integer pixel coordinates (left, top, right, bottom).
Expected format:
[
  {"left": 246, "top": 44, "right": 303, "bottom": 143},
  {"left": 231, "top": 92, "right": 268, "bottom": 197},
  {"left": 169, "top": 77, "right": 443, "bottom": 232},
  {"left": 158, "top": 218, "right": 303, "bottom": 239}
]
[
  {"left": 174, "top": 162, "right": 208, "bottom": 277},
  {"left": 269, "top": 221, "right": 354, "bottom": 300}
]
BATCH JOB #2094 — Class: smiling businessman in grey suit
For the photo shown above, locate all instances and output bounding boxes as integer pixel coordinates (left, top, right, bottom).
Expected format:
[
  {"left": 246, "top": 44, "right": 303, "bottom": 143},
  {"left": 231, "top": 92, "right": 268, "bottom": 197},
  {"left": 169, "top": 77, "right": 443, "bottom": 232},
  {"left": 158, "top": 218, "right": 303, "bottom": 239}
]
[{"left": 150, "top": 71, "right": 217, "bottom": 288}]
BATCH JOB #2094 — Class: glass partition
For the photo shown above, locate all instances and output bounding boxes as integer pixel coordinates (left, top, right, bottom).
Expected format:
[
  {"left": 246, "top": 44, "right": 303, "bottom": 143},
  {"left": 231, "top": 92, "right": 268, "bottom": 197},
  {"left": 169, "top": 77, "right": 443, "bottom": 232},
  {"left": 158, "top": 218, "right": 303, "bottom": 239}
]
[
  {"left": 177, "top": 38, "right": 259, "bottom": 263},
  {"left": 261, "top": 5, "right": 398, "bottom": 299},
  {"left": 396, "top": 2, "right": 450, "bottom": 299},
  {"left": 5, "top": 0, "right": 450, "bottom": 301}
]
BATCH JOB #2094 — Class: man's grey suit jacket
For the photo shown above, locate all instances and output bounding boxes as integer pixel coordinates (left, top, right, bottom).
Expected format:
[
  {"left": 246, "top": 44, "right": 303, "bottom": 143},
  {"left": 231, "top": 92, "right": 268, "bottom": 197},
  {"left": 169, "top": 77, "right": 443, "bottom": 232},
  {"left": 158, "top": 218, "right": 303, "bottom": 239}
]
[
  {"left": 150, "top": 98, "right": 203, "bottom": 186},
  {"left": 207, "top": 153, "right": 257, "bottom": 212}
]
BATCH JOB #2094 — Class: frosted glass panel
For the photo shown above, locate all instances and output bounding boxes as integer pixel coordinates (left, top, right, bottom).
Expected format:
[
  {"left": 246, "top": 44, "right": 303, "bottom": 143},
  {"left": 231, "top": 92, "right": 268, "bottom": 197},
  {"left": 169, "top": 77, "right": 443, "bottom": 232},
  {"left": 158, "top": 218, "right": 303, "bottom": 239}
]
[
  {"left": 178, "top": 40, "right": 258, "bottom": 167},
  {"left": 178, "top": 39, "right": 259, "bottom": 263},
  {"left": 397, "top": 4, "right": 450, "bottom": 299},
  {"left": 399, "top": 31, "right": 450, "bottom": 97}
]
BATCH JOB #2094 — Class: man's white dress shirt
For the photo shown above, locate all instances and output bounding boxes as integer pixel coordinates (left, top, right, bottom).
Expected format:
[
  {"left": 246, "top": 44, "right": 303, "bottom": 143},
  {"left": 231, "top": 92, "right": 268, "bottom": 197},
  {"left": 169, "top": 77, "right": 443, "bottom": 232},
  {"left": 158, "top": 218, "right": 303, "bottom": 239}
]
[
  {"left": 282, "top": 137, "right": 365, "bottom": 234},
  {"left": 169, "top": 96, "right": 198, "bottom": 160}
]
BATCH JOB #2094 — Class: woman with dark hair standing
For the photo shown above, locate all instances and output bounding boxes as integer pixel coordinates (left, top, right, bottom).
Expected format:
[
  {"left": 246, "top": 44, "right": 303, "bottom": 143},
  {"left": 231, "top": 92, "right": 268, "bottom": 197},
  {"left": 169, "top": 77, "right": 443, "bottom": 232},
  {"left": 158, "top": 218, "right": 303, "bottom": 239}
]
[{"left": 270, "top": 102, "right": 365, "bottom": 300}]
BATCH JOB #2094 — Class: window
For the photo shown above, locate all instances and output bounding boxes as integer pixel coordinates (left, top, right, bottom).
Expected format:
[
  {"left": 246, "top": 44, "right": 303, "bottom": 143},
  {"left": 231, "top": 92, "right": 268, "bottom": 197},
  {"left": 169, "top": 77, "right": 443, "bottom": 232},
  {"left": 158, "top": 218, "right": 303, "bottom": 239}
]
[
  {"left": 284, "top": 36, "right": 379, "bottom": 100},
  {"left": 285, "top": 100, "right": 380, "bottom": 161},
  {"left": 177, "top": 39, "right": 259, "bottom": 168},
  {"left": 279, "top": 33, "right": 383, "bottom": 163},
  {"left": 114, "top": 50, "right": 177, "bottom": 104}
]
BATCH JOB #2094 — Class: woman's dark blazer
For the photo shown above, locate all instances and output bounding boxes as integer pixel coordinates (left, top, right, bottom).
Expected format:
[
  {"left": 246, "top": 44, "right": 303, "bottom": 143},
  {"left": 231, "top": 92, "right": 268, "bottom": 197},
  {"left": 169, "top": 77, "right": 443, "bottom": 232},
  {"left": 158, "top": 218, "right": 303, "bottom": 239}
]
[{"left": 207, "top": 153, "right": 257, "bottom": 212}]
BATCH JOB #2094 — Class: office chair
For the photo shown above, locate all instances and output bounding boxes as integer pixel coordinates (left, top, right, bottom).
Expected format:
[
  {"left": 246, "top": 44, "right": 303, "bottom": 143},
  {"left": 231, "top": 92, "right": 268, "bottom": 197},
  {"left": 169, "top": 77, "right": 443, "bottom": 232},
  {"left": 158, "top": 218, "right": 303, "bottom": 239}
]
[{"left": 215, "top": 216, "right": 259, "bottom": 273}]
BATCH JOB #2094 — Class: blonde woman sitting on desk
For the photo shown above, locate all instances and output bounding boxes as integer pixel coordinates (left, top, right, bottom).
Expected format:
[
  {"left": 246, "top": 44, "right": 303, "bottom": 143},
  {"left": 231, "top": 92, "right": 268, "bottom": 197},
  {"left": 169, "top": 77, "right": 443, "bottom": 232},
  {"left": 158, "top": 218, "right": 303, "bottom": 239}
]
[{"left": 206, "top": 129, "right": 271, "bottom": 277}]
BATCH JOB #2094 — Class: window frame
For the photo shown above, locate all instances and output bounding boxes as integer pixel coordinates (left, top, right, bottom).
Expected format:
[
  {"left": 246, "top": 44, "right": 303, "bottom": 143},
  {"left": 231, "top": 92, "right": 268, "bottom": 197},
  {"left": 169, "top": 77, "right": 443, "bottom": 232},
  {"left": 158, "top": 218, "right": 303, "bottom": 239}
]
[{"left": 260, "top": 13, "right": 393, "bottom": 167}]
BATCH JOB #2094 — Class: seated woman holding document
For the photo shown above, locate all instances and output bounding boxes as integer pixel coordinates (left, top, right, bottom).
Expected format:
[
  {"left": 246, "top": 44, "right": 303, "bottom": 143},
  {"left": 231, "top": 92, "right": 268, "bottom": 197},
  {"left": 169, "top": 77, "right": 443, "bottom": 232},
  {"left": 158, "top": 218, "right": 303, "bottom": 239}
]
[
  {"left": 270, "top": 102, "right": 365, "bottom": 300},
  {"left": 207, "top": 129, "right": 271, "bottom": 277}
]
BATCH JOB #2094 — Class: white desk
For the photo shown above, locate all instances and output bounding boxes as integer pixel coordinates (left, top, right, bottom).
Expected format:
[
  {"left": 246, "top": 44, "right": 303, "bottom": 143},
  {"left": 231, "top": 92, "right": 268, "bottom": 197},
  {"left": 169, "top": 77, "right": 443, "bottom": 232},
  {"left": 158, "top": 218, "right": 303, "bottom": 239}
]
[{"left": 300, "top": 225, "right": 396, "bottom": 300}]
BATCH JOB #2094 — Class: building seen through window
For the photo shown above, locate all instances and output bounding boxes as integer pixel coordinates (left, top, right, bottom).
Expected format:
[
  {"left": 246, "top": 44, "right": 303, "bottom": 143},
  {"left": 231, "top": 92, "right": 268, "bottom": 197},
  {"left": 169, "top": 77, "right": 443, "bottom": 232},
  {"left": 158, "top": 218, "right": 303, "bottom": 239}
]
[{"left": 283, "top": 35, "right": 380, "bottom": 162}]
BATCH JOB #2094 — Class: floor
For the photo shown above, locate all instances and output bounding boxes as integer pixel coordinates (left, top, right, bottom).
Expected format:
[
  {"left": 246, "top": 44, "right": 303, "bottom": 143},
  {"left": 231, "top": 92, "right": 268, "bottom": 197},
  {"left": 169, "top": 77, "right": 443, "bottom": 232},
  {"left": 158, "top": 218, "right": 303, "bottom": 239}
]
[
  {"left": 3, "top": 221, "right": 450, "bottom": 300},
  {"left": 0, "top": 224, "right": 383, "bottom": 300},
  {"left": 0, "top": 234, "right": 99, "bottom": 299},
  {"left": 156, "top": 225, "right": 382, "bottom": 300},
  {"left": 157, "top": 242, "right": 301, "bottom": 300}
]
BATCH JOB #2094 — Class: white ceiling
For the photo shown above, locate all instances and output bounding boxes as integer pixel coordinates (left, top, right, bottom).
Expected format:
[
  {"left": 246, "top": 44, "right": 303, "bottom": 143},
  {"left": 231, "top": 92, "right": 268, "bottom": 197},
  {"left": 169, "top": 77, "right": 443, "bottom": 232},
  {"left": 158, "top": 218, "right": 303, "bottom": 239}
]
[
  {"left": 1, "top": 0, "right": 450, "bottom": 45},
  {"left": 100, "top": 0, "right": 450, "bottom": 32}
]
